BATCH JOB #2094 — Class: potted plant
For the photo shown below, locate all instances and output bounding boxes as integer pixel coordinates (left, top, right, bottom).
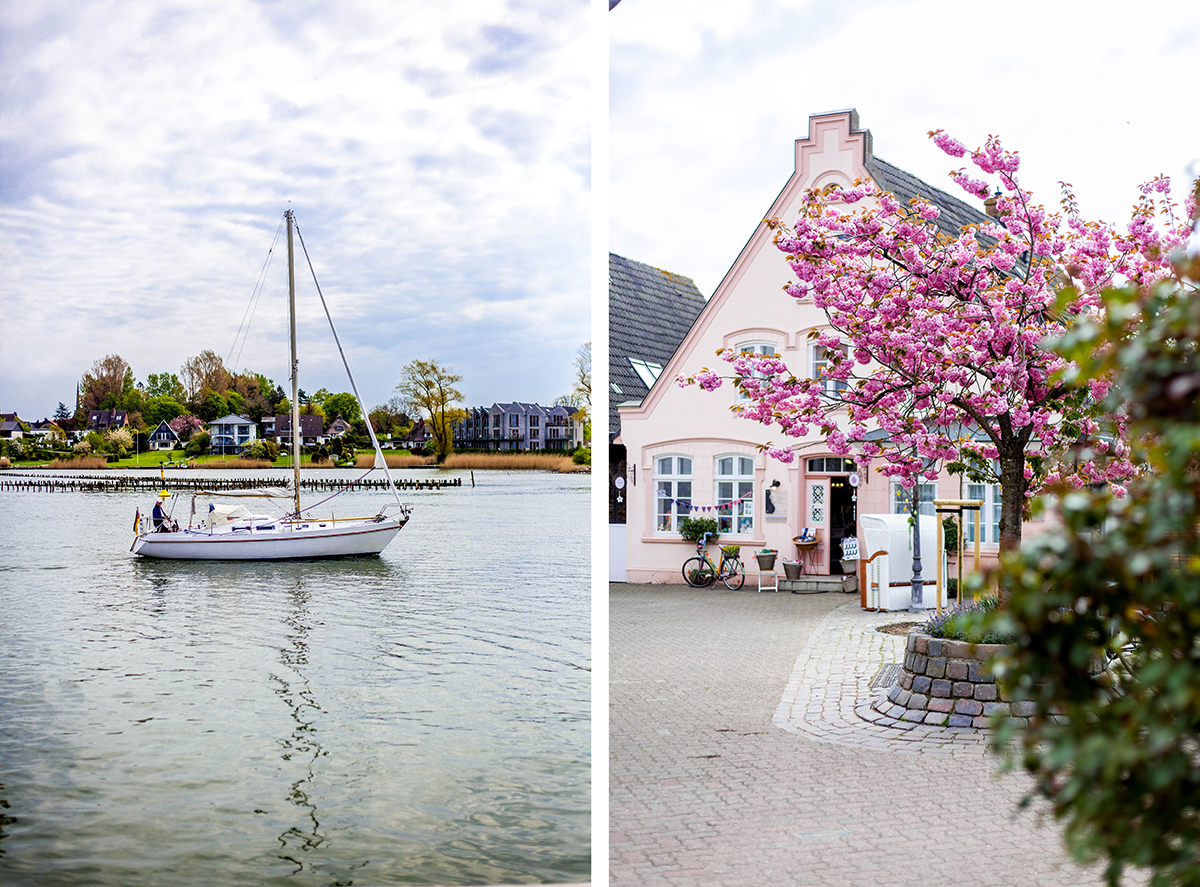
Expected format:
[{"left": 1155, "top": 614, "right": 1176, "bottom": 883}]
[
  {"left": 755, "top": 548, "right": 778, "bottom": 570},
  {"left": 678, "top": 516, "right": 719, "bottom": 544}
]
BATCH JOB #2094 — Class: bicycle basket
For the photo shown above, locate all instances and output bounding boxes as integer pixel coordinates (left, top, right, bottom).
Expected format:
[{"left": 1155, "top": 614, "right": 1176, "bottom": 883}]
[{"left": 720, "top": 545, "right": 740, "bottom": 558}]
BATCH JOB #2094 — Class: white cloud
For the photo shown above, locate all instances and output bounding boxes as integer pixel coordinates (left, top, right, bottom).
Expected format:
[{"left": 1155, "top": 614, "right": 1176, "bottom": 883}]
[
  {"left": 610, "top": 0, "right": 1200, "bottom": 297},
  {"left": 0, "top": 0, "right": 591, "bottom": 418}
]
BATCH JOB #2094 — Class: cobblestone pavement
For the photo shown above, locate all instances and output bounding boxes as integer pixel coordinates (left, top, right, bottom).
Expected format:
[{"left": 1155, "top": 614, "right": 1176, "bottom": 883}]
[{"left": 610, "top": 583, "right": 1135, "bottom": 887}]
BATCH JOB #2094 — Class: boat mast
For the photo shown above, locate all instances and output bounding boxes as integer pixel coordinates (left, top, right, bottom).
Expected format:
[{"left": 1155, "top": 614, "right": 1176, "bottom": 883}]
[{"left": 286, "top": 210, "right": 302, "bottom": 516}]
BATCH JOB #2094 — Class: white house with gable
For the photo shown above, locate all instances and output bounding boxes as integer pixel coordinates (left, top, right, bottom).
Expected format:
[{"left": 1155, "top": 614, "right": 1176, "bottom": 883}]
[{"left": 615, "top": 109, "right": 1048, "bottom": 585}]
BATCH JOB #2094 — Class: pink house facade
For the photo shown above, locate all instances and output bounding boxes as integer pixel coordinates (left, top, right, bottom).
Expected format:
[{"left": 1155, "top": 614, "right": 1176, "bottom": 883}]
[{"left": 616, "top": 110, "right": 1039, "bottom": 584}]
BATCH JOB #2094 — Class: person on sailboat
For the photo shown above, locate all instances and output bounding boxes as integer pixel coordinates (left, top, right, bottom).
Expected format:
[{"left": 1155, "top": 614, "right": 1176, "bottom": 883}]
[{"left": 152, "top": 492, "right": 173, "bottom": 532}]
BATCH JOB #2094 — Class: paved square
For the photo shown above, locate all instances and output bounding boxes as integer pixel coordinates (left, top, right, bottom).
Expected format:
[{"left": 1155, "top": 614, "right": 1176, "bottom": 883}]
[{"left": 610, "top": 583, "right": 1137, "bottom": 887}]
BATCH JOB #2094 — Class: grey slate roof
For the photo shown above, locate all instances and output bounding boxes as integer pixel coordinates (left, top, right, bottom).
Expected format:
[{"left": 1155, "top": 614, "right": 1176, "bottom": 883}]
[
  {"left": 609, "top": 253, "right": 707, "bottom": 439},
  {"left": 865, "top": 156, "right": 993, "bottom": 239}
]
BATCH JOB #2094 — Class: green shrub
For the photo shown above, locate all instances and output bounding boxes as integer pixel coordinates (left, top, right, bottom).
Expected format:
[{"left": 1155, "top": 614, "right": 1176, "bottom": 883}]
[
  {"left": 678, "top": 516, "right": 719, "bottom": 543},
  {"left": 921, "top": 596, "right": 1015, "bottom": 644}
]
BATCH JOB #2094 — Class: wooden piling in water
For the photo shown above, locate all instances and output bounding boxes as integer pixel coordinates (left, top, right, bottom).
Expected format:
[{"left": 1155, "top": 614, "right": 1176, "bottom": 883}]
[{"left": 0, "top": 474, "right": 463, "bottom": 494}]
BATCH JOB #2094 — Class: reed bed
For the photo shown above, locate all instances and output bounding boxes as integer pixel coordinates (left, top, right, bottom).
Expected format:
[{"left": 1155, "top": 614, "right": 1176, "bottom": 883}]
[
  {"left": 354, "top": 452, "right": 586, "bottom": 471},
  {"left": 47, "top": 457, "right": 109, "bottom": 470},
  {"left": 355, "top": 454, "right": 435, "bottom": 469},
  {"left": 443, "top": 453, "right": 578, "bottom": 471},
  {"left": 194, "top": 458, "right": 275, "bottom": 469}
]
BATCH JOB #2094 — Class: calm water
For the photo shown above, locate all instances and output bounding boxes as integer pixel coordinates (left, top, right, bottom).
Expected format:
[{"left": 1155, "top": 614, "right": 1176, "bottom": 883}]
[{"left": 0, "top": 468, "right": 590, "bottom": 886}]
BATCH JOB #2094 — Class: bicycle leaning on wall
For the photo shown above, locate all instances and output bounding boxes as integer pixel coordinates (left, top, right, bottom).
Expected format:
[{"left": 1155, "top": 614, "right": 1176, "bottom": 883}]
[{"left": 682, "top": 533, "right": 744, "bottom": 589}]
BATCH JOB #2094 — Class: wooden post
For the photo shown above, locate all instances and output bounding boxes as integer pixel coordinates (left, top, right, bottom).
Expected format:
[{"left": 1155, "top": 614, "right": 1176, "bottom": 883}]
[{"left": 933, "top": 498, "right": 984, "bottom": 608}]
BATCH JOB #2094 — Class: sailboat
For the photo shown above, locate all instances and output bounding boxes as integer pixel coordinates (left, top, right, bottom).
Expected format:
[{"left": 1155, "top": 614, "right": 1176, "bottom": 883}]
[{"left": 131, "top": 210, "right": 411, "bottom": 560}]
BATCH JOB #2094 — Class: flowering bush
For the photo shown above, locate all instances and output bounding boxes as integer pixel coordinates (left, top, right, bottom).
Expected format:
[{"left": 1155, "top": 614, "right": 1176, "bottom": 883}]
[
  {"left": 985, "top": 233, "right": 1200, "bottom": 885},
  {"left": 921, "top": 596, "right": 1012, "bottom": 644},
  {"left": 168, "top": 414, "right": 204, "bottom": 442}
]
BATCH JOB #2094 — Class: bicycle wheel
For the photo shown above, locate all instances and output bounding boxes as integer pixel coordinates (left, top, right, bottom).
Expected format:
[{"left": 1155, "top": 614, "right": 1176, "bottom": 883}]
[
  {"left": 721, "top": 558, "right": 745, "bottom": 590},
  {"left": 682, "top": 556, "right": 716, "bottom": 587}
]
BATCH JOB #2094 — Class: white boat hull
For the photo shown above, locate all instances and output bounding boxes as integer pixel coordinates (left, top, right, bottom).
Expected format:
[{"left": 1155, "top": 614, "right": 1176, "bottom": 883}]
[{"left": 131, "top": 515, "right": 406, "bottom": 560}]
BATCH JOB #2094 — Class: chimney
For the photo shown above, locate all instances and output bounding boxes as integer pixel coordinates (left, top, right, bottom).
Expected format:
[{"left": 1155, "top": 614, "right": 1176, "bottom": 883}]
[{"left": 984, "top": 189, "right": 1002, "bottom": 218}]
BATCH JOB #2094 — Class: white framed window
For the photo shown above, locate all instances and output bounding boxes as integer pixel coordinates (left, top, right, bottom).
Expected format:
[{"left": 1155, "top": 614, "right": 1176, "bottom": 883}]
[
  {"left": 806, "top": 456, "right": 856, "bottom": 474},
  {"left": 735, "top": 341, "right": 777, "bottom": 400},
  {"left": 715, "top": 455, "right": 755, "bottom": 536},
  {"left": 965, "top": 482, "right": 1002, "bottom": 544},
  {"left": 655, "top": 455, "right": 693, "bottom": 534},
  {"left": 811, "top": 343, "right": 848, "bottom": 396},
  {"left": 890, "top": 479, "right": 935, "bottom": 517}
]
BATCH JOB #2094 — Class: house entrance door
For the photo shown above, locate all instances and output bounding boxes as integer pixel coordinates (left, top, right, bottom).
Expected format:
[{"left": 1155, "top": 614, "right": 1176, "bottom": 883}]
[
  {"left": 828, "top": 475, "right": 858, "bottom": 574},
  {"left": 804, "top": 478, "right": 830, "bottom": 574}
]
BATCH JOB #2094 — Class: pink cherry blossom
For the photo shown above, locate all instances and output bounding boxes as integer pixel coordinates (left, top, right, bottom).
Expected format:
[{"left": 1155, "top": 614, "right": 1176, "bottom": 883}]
[{"left": 681, "top": 130, "right": 1194, "bottom": 552}]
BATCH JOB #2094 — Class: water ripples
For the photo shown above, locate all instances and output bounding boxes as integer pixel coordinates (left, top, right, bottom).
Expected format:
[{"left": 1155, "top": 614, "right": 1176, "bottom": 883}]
[{"left": 0, "top": 469, "right": 589, "bottom": 886}]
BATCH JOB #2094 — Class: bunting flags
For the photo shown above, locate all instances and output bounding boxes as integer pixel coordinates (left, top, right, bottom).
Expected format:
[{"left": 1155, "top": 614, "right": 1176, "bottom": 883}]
[{"left": 655, "top": 490, "right": 750, "bottom": 512}]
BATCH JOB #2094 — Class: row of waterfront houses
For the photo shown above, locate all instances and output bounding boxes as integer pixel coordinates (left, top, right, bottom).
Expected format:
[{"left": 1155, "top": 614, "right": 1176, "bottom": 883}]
[
  {"left": 453, "top": 403, "right": 584, "bottom": 451},
  {"left": 3, "top": 401, "right": 585, "bottom": 456}
]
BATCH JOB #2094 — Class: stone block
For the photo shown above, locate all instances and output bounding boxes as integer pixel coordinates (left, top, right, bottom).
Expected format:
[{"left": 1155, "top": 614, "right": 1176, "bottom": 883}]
[
  {"left": 925, "top": 657, "right": 946, "bottom": 679},
  {"left": 954, "top": 699, "right": 983, "bottom": 716},
  {"left": 923, "top": 710, "right": 948, "bottom": 726},
  {"left": 944, "top": 640, "right": 969, "bottom": 659},
  {"left": 927, "top": 697, "right": 954, "bottom": 713},
  {"left": 926, "top": 638, "right": 943, "bottom": 657},
  {"left": 1011, "top": 701, "right": 1036, "bottom": 718},
  {"left": 907, "top": 634, "right": 917, "bottom": 652},
  {"left": 907, "top": 693, "right": 928, "bottom": 711},
  {"left": 930, "top": 679, "right": 952, "bottom": 698},
  {"left": 953, "top": 681, "right": 974, "bottom": 698},
  {"left": 982, "top": 702, "right": 1011, "bottom": 717},
  {"left": 899, "top": 671, "right": 913, "bottom": 690},
  {"left": 946, "top": 661, "right": 969, "bottom": 681},
  {"left": 914, "top": 635, "right": 929, "bottom": 655},
  {"left": 911, "top": 675, "right": 931, "bottom": 694},
  {"left": 887, "top": 685, "right": 903, "bottom": 703},
  {"left": 911, "top": 654, "right": 928, "bottom": 673},
  {"left": 893, "top": 688, "right": 911, "bottom": 707},
  {"left": 947, "top": 714, "right": 974, "bottom": 728},
  {"left": 973, "top": 683, "right": 998, "bottom": 702},
  {"left": 972, "top": 716, "right": 992, "bottom": 729},
  {"left": 968, "top": 662, "right": 995, "bottom": 683},
  {"left": 899, "top": 709, "right": 926, "bottom": 723},
  {"left": 976, "top": 643, "right": 1005, "bottom": 661}
]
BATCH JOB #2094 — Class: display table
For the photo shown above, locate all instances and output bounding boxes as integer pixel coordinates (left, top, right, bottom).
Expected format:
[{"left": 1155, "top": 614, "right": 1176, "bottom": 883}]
[{"left": 792, "top": 537, "right": 819, "bottom": 574}]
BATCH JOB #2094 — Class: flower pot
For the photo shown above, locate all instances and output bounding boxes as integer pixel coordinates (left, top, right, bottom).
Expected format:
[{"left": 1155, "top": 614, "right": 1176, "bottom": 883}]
[
  {"left": 755, "top": 552, "right": 777, "bottom": 570},
  {"left": 783, "top": 560, "right": 803, "bottom": 580}
]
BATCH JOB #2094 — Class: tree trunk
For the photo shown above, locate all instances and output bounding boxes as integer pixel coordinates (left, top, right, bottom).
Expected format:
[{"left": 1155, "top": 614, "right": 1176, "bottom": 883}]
[
  {"left": 997, "top": 451, "right": 1026, "bottom": 553},
  {"left": 996, "top": 449, "right": 1027, "bottom": 603}
]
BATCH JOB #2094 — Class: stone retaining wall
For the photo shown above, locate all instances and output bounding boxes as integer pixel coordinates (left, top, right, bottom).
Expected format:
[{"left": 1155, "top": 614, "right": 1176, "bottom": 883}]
[{"left": 872, "top": 631, "right": 1034, "bottom": 729}]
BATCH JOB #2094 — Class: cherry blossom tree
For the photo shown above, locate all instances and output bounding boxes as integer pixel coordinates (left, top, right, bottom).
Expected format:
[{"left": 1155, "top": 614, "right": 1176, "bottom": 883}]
[{"left": 682, "top": 132, "right": 1192, "bottom": 553}]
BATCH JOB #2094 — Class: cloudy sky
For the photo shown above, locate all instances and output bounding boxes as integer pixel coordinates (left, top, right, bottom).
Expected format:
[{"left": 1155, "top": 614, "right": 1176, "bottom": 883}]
[
  {"left": 610, "top": 0, "right": 1200, "bottom": 299},
  {"left": 1, "top": 0, "right": 590, "bottom": 420}
]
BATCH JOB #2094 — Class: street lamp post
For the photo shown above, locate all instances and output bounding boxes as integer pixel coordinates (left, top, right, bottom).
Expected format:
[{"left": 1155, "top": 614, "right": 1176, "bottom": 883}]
[{"left": 910, "top": 483, "right": 924, "bottom": 612}]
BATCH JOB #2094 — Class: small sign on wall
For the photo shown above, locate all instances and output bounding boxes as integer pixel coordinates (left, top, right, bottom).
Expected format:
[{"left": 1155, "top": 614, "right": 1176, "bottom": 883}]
[
  {"left": 841, "top": 536, "right": 859, "bottom": 560},
  {"left": 764, "top": 481, "right": 787, "bottom": 522}
]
